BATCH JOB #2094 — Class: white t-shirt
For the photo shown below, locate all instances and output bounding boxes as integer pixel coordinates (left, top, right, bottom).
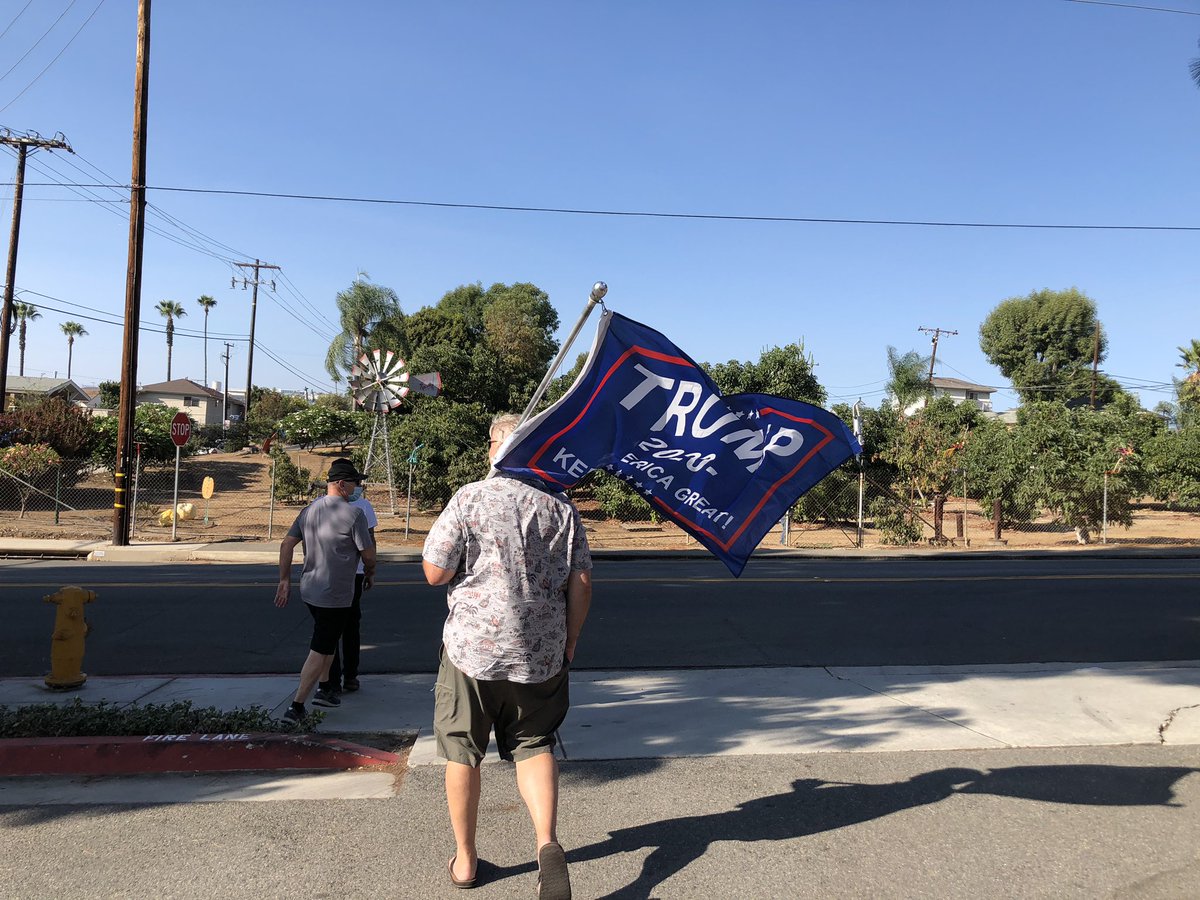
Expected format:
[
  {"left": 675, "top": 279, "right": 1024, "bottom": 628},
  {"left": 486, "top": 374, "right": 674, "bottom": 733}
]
[{"left": 351, "top": 496, "right": 378, "bottom": 575}]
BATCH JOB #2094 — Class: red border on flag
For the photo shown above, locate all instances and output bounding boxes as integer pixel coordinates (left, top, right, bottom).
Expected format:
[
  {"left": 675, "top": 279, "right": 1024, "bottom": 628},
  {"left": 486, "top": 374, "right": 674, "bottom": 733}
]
[{"left": 524, "top": 348, "right": 836, "bottom": 550}]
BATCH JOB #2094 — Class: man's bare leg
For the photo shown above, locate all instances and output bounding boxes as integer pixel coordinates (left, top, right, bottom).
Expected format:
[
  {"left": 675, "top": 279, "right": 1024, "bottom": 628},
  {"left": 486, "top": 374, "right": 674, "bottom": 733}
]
[
  {"left": 515, "top": 750, "right": 559, "bottom": 849},
  {"left": 446, "top": 761, "right": 481, "bottom": 882},
  {"left": 293, "top": 650, "right": 331, "bottom": 704}
]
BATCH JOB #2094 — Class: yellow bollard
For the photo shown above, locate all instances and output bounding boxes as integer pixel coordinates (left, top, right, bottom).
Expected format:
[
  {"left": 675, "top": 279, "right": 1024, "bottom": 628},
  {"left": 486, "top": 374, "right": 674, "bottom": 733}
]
[{"left": 44, "top": 586, "right": 96, "bottom": 690}]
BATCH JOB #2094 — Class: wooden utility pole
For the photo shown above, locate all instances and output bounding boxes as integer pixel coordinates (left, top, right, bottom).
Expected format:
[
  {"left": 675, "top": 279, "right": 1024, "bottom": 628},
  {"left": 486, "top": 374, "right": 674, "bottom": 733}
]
[
  {"left": 221, "top": 341, "right": 233, "bottom": 422},
  {"left": 1090, "top": 321, "right": 1101, "bottom": 409},
  {"left": 918, "top": 326, "right": 958, "bottom": 388},
  {"left": 233, "top": 259, "right": 279, "bottom": 422},
  {"left": 0, "top": 130, "right": 73, "bottom": 413},
  {"left": 112, "top": 0, "right": 151, "bottom": 546}
]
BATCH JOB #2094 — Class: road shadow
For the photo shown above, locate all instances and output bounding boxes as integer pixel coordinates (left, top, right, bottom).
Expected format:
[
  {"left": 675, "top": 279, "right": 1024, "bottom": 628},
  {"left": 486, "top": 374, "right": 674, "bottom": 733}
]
[{"left": 487, "top": 763, "right": 1198, "bottom": 899}]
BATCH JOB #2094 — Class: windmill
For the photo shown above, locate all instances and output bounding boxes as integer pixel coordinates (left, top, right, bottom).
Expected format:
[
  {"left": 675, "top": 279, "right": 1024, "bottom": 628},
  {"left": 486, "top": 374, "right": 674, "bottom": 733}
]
[{"left": 350, "top": 349, "right": 441, "bottom": 514}]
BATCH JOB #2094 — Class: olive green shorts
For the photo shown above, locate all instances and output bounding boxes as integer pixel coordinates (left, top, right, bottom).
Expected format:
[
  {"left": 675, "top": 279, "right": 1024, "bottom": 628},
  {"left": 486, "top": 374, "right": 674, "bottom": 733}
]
[{"left": 434, "top": 645, "right": 570, "bottom": 766}]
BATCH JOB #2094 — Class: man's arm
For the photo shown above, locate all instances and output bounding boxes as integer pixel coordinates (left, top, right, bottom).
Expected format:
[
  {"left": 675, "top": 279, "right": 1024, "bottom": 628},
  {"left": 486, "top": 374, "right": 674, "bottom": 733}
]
[
  {"left": 274, "top": 535, "right": 301, "bottom": 607},
  {"left": 360, "top": 544, "right": 377, "bottom": 591},
  {"left": 423, "top": 559, "right": 456, "bottom": 586},
  {"left": 564, "top": 569, "right": 592, "bottom": 662}
]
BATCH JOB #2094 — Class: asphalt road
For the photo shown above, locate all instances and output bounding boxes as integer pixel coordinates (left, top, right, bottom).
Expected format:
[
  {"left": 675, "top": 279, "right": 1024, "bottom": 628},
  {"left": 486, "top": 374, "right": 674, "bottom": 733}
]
[
  {"left": 4, "top": 745, "right": 1198, "bottom": 899},
  {"left": 3, "top": 556, "right": 1198, "bottom": 675}
]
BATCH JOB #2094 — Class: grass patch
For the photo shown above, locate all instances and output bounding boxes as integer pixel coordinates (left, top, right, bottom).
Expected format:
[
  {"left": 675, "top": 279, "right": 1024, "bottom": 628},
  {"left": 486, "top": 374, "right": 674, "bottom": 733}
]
[{"left": 0, "top": 698, "right": 324, "bottom": 738}]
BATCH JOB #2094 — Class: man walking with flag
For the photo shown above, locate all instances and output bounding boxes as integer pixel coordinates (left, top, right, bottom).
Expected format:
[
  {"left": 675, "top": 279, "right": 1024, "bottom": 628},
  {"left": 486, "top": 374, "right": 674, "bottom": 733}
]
[{"left": 423, "top": 413, "right": 593, "bottom": 898}]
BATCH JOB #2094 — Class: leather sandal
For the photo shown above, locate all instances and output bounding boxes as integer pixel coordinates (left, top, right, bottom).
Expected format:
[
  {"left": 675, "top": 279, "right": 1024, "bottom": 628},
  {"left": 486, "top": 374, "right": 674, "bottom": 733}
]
[{"left": 448, "top": 856, "right": 477, "bottom": 889}]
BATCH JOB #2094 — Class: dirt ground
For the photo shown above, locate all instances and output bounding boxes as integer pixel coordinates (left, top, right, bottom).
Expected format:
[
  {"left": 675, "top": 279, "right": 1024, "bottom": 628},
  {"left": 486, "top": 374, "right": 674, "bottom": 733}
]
[{"left": 3, "top": 446, "right": 1198, "bottom": 552}]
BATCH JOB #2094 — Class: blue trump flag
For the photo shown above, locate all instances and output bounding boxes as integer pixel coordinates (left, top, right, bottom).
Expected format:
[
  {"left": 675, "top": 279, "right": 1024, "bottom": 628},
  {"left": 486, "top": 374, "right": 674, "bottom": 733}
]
[{"left": 495, "top": 311, "right": 862, "bottom": 577}]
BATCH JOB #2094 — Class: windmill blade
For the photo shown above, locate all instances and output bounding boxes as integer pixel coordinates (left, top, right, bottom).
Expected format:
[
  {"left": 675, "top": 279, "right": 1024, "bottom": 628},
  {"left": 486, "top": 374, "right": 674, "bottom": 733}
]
[{"left": 407, "top": 372, "right": 442, "bottom": 398}]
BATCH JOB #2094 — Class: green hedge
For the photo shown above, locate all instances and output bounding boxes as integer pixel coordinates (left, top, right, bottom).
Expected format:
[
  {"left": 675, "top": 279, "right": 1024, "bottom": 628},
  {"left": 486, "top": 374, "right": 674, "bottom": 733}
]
[{"left": 0, "top": 698, "right": 323, "bottom": 737}]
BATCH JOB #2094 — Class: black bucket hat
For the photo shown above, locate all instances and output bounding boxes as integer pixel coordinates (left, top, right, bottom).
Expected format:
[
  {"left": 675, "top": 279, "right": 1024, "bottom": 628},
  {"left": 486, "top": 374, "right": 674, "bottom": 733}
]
[{"left": 326, "top": 458, "right": 366, "bottom": 483}]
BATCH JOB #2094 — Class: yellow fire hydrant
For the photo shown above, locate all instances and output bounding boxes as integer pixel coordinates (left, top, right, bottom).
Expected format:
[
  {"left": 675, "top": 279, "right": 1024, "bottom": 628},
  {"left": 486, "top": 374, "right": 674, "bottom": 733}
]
[{"left": 44, "top": 585, "right": 95, "bottom": 690}]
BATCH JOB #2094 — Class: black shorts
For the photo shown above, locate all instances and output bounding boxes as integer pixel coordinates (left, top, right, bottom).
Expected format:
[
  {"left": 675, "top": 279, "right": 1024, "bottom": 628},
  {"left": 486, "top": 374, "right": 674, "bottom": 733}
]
[{"left": 306, "top": 603, "right": 352, "bottom": 655}]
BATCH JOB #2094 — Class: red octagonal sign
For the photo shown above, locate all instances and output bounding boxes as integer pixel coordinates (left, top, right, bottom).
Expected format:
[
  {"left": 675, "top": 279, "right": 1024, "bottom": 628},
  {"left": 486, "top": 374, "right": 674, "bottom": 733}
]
[{"left": 170, "top": 411, "right": 192, "bottom": 447}]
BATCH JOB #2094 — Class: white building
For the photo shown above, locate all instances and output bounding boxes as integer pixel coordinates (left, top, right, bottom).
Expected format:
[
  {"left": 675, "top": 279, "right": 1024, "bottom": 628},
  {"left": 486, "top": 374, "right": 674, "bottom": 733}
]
[
  {"left": 902, "top": 376, "right": 999, "bottom": 416},
  {"left": 138, "top": 379, "right": 245, "bottom": 426}
]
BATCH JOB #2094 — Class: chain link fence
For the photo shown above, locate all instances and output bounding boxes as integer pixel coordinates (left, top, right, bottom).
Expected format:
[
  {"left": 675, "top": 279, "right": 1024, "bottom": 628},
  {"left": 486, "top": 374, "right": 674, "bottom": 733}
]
[{"left": 3, "top": 452, "right": 1199, "bottom": 551}]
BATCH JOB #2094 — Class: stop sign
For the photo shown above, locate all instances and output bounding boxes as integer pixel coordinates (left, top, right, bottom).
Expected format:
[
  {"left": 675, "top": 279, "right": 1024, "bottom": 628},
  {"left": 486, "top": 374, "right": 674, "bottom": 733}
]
[{"left": 170, "top": 411, "right": 192, "bottom": 447}]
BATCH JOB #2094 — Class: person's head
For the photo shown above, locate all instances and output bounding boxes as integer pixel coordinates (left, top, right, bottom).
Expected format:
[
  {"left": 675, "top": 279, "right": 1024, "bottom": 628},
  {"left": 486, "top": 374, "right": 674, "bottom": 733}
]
[
  {"left": 488, "top": 412, "right": 521, "bottom": 463},
  {"left": 325, "top": 458, "right": 365, "bottom": 500}
]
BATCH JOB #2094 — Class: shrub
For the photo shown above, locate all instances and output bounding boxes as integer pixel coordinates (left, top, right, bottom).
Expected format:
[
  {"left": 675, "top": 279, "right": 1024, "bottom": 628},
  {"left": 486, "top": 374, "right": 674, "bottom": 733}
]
[
  {"left": 91, "top": 404, "right": 195, "bottom": 468},
  {"left": 0, "top": 698, "right": 323, "bottom": 737},
  {"left": 0, "top": 395, "right": 95, "bottom": 456},
  {"left": 271, "top": 447, "right": 312, "bottom": 501},
  {"left": 0, "top": 443, "right": 62, "bottom": 517},
  {"left": 868, "top": 495, "right": 923, "bottom": 545}
]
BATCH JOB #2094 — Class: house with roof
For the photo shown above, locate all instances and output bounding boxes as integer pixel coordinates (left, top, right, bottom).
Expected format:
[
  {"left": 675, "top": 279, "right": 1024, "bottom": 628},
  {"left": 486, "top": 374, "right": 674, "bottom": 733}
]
[
  {"left": 2, "top": 375, "right": 89, "bottom": 409},
  {"left": 902, "top": 376, "right": 999, "bottom": 416},
  {"left": 137, "top": 379, "right": 245, "bottom": 426}
]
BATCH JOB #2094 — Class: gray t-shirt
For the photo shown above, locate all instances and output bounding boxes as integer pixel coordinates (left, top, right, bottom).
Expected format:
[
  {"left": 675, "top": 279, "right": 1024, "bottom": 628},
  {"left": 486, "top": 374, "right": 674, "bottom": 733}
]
[{"left": 287, "top": 494, "right": 372, "bottom": 608}]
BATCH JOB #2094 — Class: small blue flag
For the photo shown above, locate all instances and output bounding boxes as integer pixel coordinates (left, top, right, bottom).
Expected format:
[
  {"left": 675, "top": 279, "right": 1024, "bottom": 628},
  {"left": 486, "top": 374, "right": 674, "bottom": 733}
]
[{"left": 495, "top": 311, "right": 861, "bottom": 576}]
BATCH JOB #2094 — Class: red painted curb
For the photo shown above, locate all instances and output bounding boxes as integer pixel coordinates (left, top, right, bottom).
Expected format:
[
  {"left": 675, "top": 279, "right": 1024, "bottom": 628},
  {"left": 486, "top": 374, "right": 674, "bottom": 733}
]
[{"left": 0, "top": 733, "right": 400, "bottom": 776}]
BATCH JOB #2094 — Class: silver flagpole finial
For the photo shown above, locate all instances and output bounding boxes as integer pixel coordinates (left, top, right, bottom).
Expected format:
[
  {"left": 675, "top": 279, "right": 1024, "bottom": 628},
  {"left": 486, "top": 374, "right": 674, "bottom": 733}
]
[{"left": 590, "top": 281, "right": 608, "bottom": 303}]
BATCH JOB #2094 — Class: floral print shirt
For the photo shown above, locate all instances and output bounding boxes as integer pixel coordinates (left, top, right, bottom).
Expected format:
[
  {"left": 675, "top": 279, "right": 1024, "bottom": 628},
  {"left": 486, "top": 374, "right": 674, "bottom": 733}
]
[{"left": 423, "top": 474, "right": 592, "bottom": 683}]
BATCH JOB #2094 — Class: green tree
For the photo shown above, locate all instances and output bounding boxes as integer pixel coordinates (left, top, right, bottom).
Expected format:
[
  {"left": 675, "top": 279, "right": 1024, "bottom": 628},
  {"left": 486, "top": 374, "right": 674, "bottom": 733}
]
[
  {"left": 155, "top": 300, "right": 187, "bottom": 381},
  {"left": 196, "top": 295, "right": 217, "bottom": 384},
  {"left": 704, "top": 342, "right": 825, "bottom": 405},
  {"left": 91, "top": 405, "right": 196, "bottom": 468},
  {"left": 13, "top": 302, "right": 40, "bottom": 376},
  {"left": 280, "top": 407, "right": 360, "bottom": 451},
  {"left": 367, "top": 399, "right": 492, "bottom": 506},
  {"left": 246, "top": 387, "right": 307, "bottom": 442},
  {"left": 270, "top": 446, "right": 313, "bottom": 502},
  {"left": 59, "top": 321, "right": 87, "bottom": 380},
  {"left": 995, "top": 397, "right": 1161, "bottom": 543},
  {"left": 0, "top": 395, "right": 95, "bottom": 457},
  {"left": 1178, "top": 339, "right": 1200, "bottom": 374},
  {"left": 313, "top": 392, "right": 353, "bottom": 412},
  {"left": 978, "top": 288, "right": 1120, "bottom": 405},
  {"left": 877, "top": 397, "right": 983, "bottom": 501},
  {"left": 1144, "top": 425, "right": 1200, "bottom": 509},
  {"left": 405, "top": 282, "right": 559, "bottom": 412},
  {"left": 324, "top": 277, "right": 403, "bottom": 383},
  {"left": 97, "top": 380, "right": 121, "bottom": 410},
  {"left": 885, "top": 346, "right": 931, "bottom": 411},
  {"left": 0, "top": 443, "right": 61, "bottom": 517}
]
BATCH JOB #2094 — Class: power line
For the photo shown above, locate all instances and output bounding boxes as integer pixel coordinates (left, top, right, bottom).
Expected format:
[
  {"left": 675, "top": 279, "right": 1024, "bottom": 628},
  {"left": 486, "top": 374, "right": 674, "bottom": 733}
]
[
  {"left": 15, "top": 286, "right": 248, "bottom": 339},
  {"left": 255, "top": 340, "right": 336, "bottom": 394},
  {"left": 277, "top": 268, "right": 338, "bottom": 332},
  {"left": 0, "top": 0, "right": 108, "bottom": 115},
  {"left": 11, "top": 179, "right": 1200, "bottom": 232},
  {"left": 1062, "top": 0, "right": 1200, "bottom": 15},
  {"left": 21, "top": 154, "right": 238, "bottom": 262},
  {"left": 0, "top": 0, "right": 79, "bottom": 86},
  {"left": 0, "top": 0, "right": 37, "bottom": 43}
]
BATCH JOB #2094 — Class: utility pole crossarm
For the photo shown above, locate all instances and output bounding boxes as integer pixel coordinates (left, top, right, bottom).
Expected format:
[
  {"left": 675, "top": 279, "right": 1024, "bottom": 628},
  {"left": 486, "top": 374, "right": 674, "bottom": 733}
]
[
  {"left": 233, "top": 259, "right": 280, "bottom": 421},
  {"left": 918, "top": 325, "right": 958, "bottom": 388},
  {"left": 0, "top": 131, "right": 75, "bottom": 413}
]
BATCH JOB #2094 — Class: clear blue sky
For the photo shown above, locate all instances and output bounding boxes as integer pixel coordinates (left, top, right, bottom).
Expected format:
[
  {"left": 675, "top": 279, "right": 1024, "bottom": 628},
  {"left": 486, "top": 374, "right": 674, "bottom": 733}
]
[{"left": 2, "top": 0, "right": 1197, "bottom": 412}]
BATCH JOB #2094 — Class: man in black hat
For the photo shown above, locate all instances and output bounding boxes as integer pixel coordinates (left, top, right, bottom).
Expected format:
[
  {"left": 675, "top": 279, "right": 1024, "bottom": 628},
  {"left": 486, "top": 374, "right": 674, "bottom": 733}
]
[{"left": 275, "top": 457, "right": 376, "bottom": 724}]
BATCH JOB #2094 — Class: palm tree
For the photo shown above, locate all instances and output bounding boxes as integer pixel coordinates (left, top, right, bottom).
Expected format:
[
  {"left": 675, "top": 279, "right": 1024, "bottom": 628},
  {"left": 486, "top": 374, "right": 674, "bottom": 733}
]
[
  {"left": 196, "top": 294, "right": 217, "bottom": 383},
  {"left": 324, "top": 276, "right": 402, "bottom": 383},
  {"left": 156, "top": 300, "right": 187, "bottom": 381},
  {"left": 13, "top": 302, "right": 40, "bottom": 376},
  {"left": 60, "top": 321, "right": 87, "bottom": 379},
  {"left": 1176, "top": 339, "right": 1200, "bottom": 375}
]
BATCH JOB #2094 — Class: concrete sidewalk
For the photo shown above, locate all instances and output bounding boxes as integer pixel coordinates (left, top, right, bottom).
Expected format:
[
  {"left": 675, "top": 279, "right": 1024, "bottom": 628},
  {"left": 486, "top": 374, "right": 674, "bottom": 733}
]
[
  {"left": 3, "top": 661, "right": 1198, "bottom": 783},
  {"left": 6, "top": 535, "right": 1200, "bottom": 564}
]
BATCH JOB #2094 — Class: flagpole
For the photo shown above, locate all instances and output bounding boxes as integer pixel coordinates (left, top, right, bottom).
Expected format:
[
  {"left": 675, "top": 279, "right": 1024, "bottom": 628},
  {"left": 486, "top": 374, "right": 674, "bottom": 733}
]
[{"left": 519, "top": 281, "right": 607, "bottom": 426}]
